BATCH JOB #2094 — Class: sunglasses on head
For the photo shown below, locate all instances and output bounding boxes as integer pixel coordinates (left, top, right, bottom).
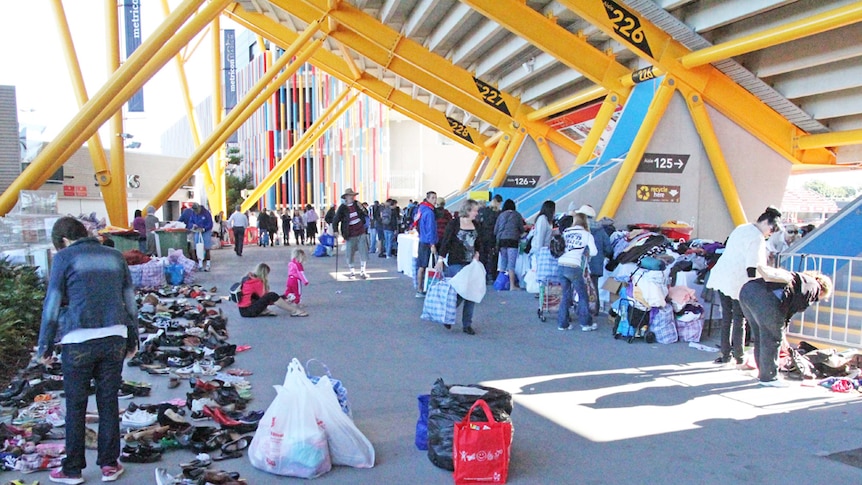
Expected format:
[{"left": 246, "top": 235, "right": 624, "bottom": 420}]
[{"left": 787, "top": 229, "right": 799, "bottom": 234}]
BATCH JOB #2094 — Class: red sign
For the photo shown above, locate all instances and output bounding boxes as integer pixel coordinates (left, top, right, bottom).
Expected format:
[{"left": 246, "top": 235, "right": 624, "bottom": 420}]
[
  {"left": 63, "top": 185, "right": 75, "bottom": 196},
  {"left": 75, "top": 186, "right": 88, "bottom": 197}
]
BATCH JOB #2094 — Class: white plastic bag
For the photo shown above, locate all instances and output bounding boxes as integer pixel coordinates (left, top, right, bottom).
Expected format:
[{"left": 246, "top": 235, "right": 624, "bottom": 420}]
[
  {"left": 311, "top": 375, "right": 375, "bottom": 468},
  {"left": 524, "top": 268, "right": 539, "bottom": 294},
  {"left": 449, "top": 260, "right": 487, "bottom": 303},
  {"left": 248, "top": 359, "right": 332, "bottom": 478}
]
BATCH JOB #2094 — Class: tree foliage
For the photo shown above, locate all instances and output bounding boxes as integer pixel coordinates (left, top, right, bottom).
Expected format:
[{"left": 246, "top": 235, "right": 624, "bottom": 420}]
[
  {"left": 226, "top": 173, "right": 253, "bottom": 212},
  {"left": 0, "top": 259, "right": 45, "bottom": 387},
  {"left": 804, "top": 180, "right": 858, "bottom": 200}
]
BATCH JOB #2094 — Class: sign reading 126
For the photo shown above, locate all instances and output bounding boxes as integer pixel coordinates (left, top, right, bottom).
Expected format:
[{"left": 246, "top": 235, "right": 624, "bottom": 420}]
[
  {"left": 602, "top": 0, "right": 653, "bottom": 58},
  {"left": 473, "top": 77, "right": 512, "bottom": 116}
]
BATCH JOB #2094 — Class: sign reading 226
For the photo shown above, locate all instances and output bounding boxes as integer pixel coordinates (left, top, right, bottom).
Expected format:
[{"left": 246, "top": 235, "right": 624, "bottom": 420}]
[{"left": 602, "top": 0, "right": 653, "bottom": 58}]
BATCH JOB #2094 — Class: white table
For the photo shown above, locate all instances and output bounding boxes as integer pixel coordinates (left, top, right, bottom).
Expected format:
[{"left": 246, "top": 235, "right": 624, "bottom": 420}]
[{"left": 397, "top": 233, "right": 419, "bottom": 274}]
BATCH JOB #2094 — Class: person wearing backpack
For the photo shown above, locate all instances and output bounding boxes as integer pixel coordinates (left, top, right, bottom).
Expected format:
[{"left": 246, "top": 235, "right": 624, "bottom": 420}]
[
  {"left": 237, "top": 263, "right": 307, "bottom": 317},
  {"left": 557, "top": 213, "right": 597, "bottom": 331}
]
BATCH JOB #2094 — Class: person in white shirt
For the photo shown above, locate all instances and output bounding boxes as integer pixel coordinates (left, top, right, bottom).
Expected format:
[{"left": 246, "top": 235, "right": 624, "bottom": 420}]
[
  {"left": 557, "top": 213, "right": 597, "bottom": 331},
  {"left": 227, "top": 205, "right": 249, "bottom": 256}
]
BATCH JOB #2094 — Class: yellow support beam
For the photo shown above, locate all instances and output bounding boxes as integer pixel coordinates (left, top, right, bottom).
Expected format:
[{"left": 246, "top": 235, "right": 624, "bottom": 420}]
[
  {"left": 0, "top": 0, "right": 225, "bottom": 216},
  {"left": 149, "top": 36, "right": 324, "bottom": 210},
  {"left": 462, "top": 0, "right": 632, "bottom": 103},
  {"left": 461, "top": 150, "right": 488, "bottom": 191},
  {"left": 533, "top": 135, "right": 560, "bottom": 177},
  {"left": 160, "top": 0, "right": 217, "bottom": 209},
  {"left": 573, "top": 92, "right": 620, "bottom": 166},
  {"left": 527, "top": 85, "right": 607, "bottom": 122},
  {"left": 599, "top": 77, "right": 676, "bottom": 219},
  {"left": 484, "top": 130, "right": 505, "bottom": 148},
  {"left": 491, "top": 126, "right": 528, "bottom": 188},
  {"left": 49, "top": 0, "right": 111, "bottom": 185},
  {"left": 480, "top": 134, "right": 511, "bottom": 181},
  {"left": 282, "top": 0, "right": 580, "bottom": 156},
  {"left": 797, "top": 129, "right": 862, "bottom": 150},
  {"left": 224, "top": 5, "right": 490, "bottom": 150},
  {"left": 104, "top": 0, "right": 128, "bottom": 228},
  {"left": 211, "top": 15, "right": 226, "bottom": 216},
  {"left": 336, "top": 40, "right": 363, "bottom": 81},
  {"left": 681, "top": 3, "right": 862, "bottom": 69},
  {"left": 242, "top": 90, "right": 357, "bottom": 212},
  {"left": 683, "top": 87, "right": 747, "bottom": 227},
  {"left": 557, "top": 0, "right": 835, "bottom": 165}
]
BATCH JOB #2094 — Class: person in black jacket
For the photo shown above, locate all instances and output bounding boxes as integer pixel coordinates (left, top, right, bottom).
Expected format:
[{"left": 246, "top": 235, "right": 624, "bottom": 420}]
[
  {"left": 738, "top": 266, "right": 832, "bottom": 387},
  {"left": 435, "top": 199, "right": 483, "bottom": 335},
  {"left": 333, "top": 188, "right": 370, "bottom": 279}
]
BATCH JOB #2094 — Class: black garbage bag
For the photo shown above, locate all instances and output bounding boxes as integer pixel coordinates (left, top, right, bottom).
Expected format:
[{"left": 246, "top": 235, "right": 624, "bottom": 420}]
[{"left": 426, "top": 377, "right": 513, "bottom": 470}]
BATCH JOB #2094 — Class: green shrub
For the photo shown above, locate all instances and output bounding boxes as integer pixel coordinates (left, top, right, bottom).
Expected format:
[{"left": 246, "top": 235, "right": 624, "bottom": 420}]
[{"left": 0, "top": 258, "right": 45, "bottom": 387}]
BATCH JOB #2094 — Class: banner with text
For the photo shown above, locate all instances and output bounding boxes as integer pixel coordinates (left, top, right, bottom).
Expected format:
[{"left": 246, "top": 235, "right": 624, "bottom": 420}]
[
  {"left": 123, "top": 1, "right": 144, "bottom": 112},
  {"left": 223, "top": 29, "right": 237, "bottom": 142}
]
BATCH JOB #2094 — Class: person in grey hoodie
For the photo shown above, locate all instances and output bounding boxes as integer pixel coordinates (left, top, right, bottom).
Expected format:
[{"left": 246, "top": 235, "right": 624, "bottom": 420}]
[{"left": 494, "top": 199, "right": 526, "bottom": 290}]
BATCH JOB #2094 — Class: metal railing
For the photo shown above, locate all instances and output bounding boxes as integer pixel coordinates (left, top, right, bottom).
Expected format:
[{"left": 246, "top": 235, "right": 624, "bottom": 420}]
[{"left": 780, "top": 253, "right": 862, "bottom": 349}]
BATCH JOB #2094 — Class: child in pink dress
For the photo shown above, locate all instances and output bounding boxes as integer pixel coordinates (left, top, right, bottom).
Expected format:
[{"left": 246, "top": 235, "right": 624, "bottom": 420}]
[{"left": 284, "top": 249, "right": 309, "bottom": 305}]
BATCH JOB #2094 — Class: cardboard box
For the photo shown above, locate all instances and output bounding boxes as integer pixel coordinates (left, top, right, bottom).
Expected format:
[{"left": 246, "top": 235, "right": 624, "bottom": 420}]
[{"left": 602, "top": 279, "right": 624, "bottom": 302}]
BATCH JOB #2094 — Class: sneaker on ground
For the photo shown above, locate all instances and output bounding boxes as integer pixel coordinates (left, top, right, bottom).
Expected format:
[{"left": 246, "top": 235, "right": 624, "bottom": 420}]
[
  {"left": 347, "top": 273, "right": 356, "bottom": 279},
  {"left": 204, "top": 262, "right": 211, "bottom": 272},
  {"left": 759, "top": 379, "right": 790, "bottom": 388},
  {"left": 122, "top": 409, "right": 157, "bottom": 428},
  {"left": 415, "top": 292, "right": 425, "bottom": 298},
  {"left": 581, "top": 323, "right": 598, "bottom": 332},
  {"left": 49, "top": 468, "right": 85, "bottom": 484},
  {"left": 359, "top": 272, "right": 368, "bottom": 279},
  {"left": 557, "top": 326, "right": 572, "bottom": 331},
  {"left": 102, "top": 463, "right": 124, "bottom": 482}
]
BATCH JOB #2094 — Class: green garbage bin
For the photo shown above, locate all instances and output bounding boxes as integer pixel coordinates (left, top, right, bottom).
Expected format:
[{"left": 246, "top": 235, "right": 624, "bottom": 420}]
[
  {"left": 108, "top": 234, "right": 141, "bottom": 253},
  {"left": 154, "top": 230, "right": 189, "bottom": 258}
]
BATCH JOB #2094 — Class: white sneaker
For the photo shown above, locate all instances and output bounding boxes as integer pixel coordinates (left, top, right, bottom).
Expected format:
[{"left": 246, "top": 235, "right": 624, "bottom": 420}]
[
  {"left": 121, "top": 409, "right": 157, "bottom": 428},
  {"left": 204, "top": 261, "right": 211, "bottom": 272},
  {"left": 759, "top": 379, "right": 790, "bottom": 388},
  {"left": 581, "top": 323, "right": 598, "bottom": 332}
]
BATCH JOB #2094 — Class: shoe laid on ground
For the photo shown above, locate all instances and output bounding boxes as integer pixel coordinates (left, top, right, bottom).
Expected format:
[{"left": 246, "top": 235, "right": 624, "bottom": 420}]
[
  {"left": 557, "top": 325, "right": 572, "bottom": 331},
  {"left": 49, "top": 468, "right": 85, "bottom": 484},
  {"left": 463, "top": 327, "right": 476, "bottom": 335},
  {"left": 102, "top": 463, "right": 124, "bottom": 482},
  {"left": 713, "top": 355, "right": 731, "bottom": 364},
  {"left": 581, "top": 323, "right": 598, "bottom": 332},
  {"left": 415, "top": 292, "right": 426, "bottom": 298},
  {"left": 759, "top": 379, "right": 790, "bottom": 388},
  {"left": 122, "top": 408, "right": 157, "bottom": 428},
  {"left": 359, "top": 272, "right": 368, "bottom": 279},
  {"left": 443, "top": 324, "right": 452, "bottom": 330}
]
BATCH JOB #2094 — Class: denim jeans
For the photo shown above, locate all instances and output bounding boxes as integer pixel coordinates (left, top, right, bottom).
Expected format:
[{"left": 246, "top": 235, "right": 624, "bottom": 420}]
[
  {"left": 718, "top": 291, "right": 745, "bottom": 359},
  {"left": 384, "top": 230, "right": 395, "bottom": 257},
  {"left": 738, "top": 280, "right": 785, "bottom": 382},
  {"left": 446, "top": 264, "right": 475, "bottom": 329},
  {"left": 375, "top": 227, "right": 385, "bottom": 254},
  {"left": 61, "top": 336, "right": 125, "bottom": 476},
  {"left": 558, "top": 265, "right": 591, "bottom": 329},
  {"left": 369, "top": 227, "right": 378, "bottom": 253}
]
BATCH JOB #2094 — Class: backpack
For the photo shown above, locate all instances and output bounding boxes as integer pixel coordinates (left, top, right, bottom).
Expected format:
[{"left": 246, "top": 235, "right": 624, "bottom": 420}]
[
  {"left": 549, "top": 233, "right": 566, "bottom": 258},
  {"left": 229, "top": 277, "right": 248, "bottom": 303},
  {"left": 381, "top": 205, "right": 392, "bottom": 226}
]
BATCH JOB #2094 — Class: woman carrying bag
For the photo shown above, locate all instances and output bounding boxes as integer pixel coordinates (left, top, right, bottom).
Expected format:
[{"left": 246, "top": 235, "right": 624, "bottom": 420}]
[{"left": 435, "top": 199, "right": 484, "bottom": 335}]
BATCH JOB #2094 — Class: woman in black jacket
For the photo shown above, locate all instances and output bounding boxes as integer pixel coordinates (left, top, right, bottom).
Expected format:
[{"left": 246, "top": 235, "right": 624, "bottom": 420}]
[
  {"left": 738, "top": 266, "right": 832, "bottom": 387},
  {"left": 435, "top": 199, "right": 483, "bottom": 335}
]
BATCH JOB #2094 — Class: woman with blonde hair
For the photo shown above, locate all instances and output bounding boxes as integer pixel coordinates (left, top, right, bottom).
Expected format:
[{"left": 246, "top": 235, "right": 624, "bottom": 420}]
[
  {"left": 237, "top": 263, "right": 308, "bottom": 317},
  {"left": 435, "top": 199, "right": 483, "bottom": 335}
]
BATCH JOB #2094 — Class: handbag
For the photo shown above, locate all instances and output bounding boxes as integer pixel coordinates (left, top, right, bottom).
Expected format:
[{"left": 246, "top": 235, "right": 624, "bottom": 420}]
[
  {"left": 650, "top": 304, "right": 678, "bottom": 344},
  {"left": 420, "top": 278, "right": 457, "bottom": 325},
  {"left": 449, "top": 260, "right": 487, "bottom": 303},
  {"left": 194, "top": 231, "right": 205, "bottom": 258},
  {"left": 452, "top": 399, "right": 513, "bottom": 485},
  {"left": 493, "top": 272, "right": 510, "bottom": 291},
  {"left": 305, "top": 359, "right": 351, "bottom": 418},
  {"left": 415, "top": 394, "right": 430, "bottom": 450},
  {"left": 424, "top": 253, "right": 439, "bottom": 293},
  {"left": 536, "top": 247, "right": 558, "bottom": 283}
]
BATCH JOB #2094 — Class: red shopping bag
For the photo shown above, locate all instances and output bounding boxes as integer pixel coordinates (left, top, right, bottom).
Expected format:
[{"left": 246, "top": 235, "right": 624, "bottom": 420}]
[{"left": 452, "top": 399, "right": 512, "bottom": 484}]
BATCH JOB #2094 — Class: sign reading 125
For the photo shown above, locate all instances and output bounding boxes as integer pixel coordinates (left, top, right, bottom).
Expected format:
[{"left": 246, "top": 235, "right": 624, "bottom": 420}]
[{"left": 602, "top": 0, "right": 653, "bottom": 58}]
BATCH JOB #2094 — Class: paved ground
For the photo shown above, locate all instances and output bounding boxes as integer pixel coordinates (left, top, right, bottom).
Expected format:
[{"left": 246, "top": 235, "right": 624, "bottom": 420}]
[{"left": 6, "top": 240, "right": 862, "bottom": 484}]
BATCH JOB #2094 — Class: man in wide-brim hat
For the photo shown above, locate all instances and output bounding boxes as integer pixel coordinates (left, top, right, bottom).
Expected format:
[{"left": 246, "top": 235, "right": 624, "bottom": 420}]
[{"left": 334, "top": 188, "right": 370, "bottom": 279}]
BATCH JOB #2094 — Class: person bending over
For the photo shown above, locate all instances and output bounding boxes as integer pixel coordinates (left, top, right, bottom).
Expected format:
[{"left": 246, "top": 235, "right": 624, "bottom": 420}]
[{"left": 237, "top": 263, "right": 308, "bottom": 318}]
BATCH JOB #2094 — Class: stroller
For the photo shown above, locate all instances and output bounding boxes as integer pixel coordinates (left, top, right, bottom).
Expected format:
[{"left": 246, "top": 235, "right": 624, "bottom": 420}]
[{"left": 537, "top": 279, "right": 563, "bottom": 322}]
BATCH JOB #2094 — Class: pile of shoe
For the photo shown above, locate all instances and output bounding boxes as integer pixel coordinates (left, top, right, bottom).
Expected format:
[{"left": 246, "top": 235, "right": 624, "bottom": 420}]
[
  {"left": 0, "top": 422, "right": 66, "bottom": 473},
  {"left": 0, "top": 362, "right": 65, "bottom": 409},
  {"left": 156, "top": 454, "right": 250, "bottom": 484}
]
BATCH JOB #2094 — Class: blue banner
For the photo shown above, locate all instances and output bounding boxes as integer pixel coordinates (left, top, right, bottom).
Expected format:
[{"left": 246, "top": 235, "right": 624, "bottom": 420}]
[
  {"left": 223, "top": 29, "right": 237, "bottom": 142},
  {"left": 123, "top": 1, "right": 144, "bottom": 112}
]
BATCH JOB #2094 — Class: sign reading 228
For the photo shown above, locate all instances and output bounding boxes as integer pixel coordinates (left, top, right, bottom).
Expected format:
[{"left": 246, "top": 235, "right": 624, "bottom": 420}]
[{"left": 602, "top": 0, "right": 653, "bottom": 58}]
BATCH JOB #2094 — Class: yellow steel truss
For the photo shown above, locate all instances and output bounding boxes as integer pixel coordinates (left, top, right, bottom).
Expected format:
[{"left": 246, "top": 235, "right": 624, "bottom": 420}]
[
  {"left": 481, "top": 134, "right": 512, "bottom": 182},
  {"left": 104, "top": 0, "right": 128, "bottom": 227},
  {"left": 0, "top": 0, "right": 228, "bottom": 216},
  {"left": 491, "top": 126, "right": 527, "bottom": 188},
  {"left": 574, "top": 92, "right": 620, "bottom": 167},
  {"left": 211, "top": 15, "right": 226, "bottom": 216},
  {"left": 275, "top": 0, "right": 581, "bottom": 156},
  {"left": 556, "top": 0, "right": 834, "bottom": 166},
  {"left": 224, "top": 5, "right": 490, "bottom": 150},
  {"left": 462, "top": 150, "right": 489, "bottom": 191},
  {"left": 533, "top": 135, "right": 560, "bottom": 178}
]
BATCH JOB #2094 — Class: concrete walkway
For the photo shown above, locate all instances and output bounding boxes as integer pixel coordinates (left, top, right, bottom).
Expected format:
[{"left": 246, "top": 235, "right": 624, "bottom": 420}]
[{"left": 8, "top": 241, "right": 862, "bottom": 484}]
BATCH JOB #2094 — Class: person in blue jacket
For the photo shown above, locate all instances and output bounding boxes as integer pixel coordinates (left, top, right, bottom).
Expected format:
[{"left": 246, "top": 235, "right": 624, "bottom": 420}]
[
  {"left": 414, "top": 191, "right": 438, "bottom": 298},
  {"left": 190, "top": 203, "right": 214, "bottom": 272}
]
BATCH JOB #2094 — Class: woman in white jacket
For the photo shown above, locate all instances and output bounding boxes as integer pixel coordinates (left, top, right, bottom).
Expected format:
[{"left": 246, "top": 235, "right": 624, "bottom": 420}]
[
  {"left": 557, "top": 213, "right": 597, "bottom": 331},
  {"left": 706, "top": 207, "right": 782, "bottom": 364}
]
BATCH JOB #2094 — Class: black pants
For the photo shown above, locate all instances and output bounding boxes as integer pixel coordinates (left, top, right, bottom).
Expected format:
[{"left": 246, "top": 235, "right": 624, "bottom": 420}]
[
  {"left": 239, "top": 292, "right": 280, "bottom": 317},
  {"left": 232, "top": 227, "right": 245, "bottom": 255}
]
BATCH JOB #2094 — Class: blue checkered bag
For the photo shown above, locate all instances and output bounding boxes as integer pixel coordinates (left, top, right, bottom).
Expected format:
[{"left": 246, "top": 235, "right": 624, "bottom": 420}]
[
  {"left": 421, "top": 277, "right": 457, "bottom": 325},
  {"left": 305, "top": 359, "right": 352, "bottom": 418},
  {"left": 650, "top": 304, "right": 678, "bottom": 344},
  {"left": 536, "top": 247, "right": 558, "bottom": 283}
]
